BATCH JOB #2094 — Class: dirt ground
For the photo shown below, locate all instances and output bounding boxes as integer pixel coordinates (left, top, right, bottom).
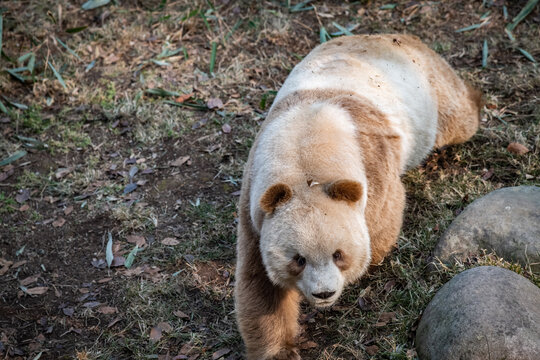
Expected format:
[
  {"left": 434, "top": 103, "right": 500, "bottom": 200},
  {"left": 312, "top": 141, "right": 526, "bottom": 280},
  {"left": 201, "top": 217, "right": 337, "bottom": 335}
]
[{"left": 0, "top": 1, "right": 539, "bottom": 359}]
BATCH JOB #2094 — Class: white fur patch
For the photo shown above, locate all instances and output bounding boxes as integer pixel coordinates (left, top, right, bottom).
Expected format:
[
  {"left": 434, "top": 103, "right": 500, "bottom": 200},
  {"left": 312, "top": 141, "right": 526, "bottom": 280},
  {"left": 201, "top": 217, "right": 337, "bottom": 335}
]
[{"left": 272, "top": 42, "right": 438, "bottom": 169}]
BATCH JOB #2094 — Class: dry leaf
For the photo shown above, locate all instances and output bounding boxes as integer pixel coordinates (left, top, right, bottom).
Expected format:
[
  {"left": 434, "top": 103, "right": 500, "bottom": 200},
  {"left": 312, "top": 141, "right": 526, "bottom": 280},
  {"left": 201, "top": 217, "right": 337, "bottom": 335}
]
[
  {"left": 104, "top": 54, "right": 120, "bottom": 65},
  {"left": 0, "top": 259, "right": 13, "bottom": 276},
  {"left": 111, "top": 256, "right": 125, "bottom": 267},
  {"left": 206, "top": 97, "right": 224, "bottom": 109},
  {"left": 19, "top": 204, "right": 30, "bottom": 212},
  {"left": 26, "top": 287, "right": 48, "bottom": 295},
  {"left": 98, "top": 277, "right": 112, "bottom": 283},
  {"left": 161, "top": 237, "right": 180, "bottom": 246},
  {"left": 221, "top": 123, "right": 231, "bottom": 133},
  {"left": 126, "top": 235, "right": 146, "bottom": 247},
  {"left": 157, "top": 321, "right": 172, "bottom": 333},
  {"left": 98, "top": 306, "right": 117, "bottom": 314},
  {"left": 55, "top": 167, "right": 72, "bottom": 179},
  {"left": 16, "top": 189, "right": 30, "bottom": 203},
  {"left": 53, "top": 217, "right": 66, "bottom": 228},
  {"left": 212, "top": 348, "right": 231, "bottom": 359},
  {"left": 175, "top": 93, "right": 193, "bottom": 103},
  {"left": 171, "top": 156, "right": 190, "bottom": 167},
  {"left": 507, "top": 142, "right": 529, "bottom": 155},
  {"left": 150, "top": 326, "right": 162, "bottom": 342},
  {"left": 174, "top": 310, "right": 190, "bottom": 319},
  {"left": 20, "top": 274, "right": 39, "bottom": 286},
  {"left": 64, "top": 205, "right": 74, "bottom": 215},
  {"left": 365, "top": 345, "right": 379, "bottom": 356}
]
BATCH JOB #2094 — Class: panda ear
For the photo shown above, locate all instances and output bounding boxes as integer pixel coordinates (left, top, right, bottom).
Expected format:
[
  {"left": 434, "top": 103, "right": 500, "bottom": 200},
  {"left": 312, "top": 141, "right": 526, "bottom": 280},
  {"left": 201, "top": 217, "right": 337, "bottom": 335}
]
[
  {"left": 260, "top": 183, "right": 293, "bottom": 214},
  {"left": 325, "top": 180, "right": 362, "bottom": 203}
]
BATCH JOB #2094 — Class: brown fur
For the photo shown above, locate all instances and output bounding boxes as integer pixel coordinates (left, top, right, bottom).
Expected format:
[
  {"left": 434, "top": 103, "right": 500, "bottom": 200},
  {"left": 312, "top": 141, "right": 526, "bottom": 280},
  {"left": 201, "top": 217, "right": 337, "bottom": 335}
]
[
  {"left": 260, "top": 183, "right": 293, "bottom": 214},
  {"left": 235, "top": 34, "right": 480, "bottom": 359}
]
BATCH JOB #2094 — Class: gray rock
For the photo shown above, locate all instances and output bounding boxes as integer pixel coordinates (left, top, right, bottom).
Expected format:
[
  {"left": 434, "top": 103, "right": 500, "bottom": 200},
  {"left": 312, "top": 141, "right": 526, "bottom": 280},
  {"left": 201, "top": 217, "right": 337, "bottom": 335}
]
[
  {"left": 416, "top": 266, "right": 540, "bottom": 360},
  {"left": 434, "top": 186, "right": 540, "bottom": 272}
]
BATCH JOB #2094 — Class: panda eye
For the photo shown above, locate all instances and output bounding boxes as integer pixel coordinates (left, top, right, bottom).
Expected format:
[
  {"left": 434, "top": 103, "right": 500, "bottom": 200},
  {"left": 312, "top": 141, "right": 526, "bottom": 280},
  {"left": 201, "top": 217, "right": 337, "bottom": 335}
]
[
  {"left": 294, "top": 254, "right": 306, "bottom": 267},
  {"left": 333, "top": 250, "right": 342, "bottom": 261}
]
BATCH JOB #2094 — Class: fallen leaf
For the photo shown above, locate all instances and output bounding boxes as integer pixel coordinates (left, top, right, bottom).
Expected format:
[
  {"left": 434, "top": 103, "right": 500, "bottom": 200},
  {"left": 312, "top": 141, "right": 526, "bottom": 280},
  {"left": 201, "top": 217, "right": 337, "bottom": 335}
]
[
  {"left": 206, "top": 97, "right": 224, "bottom": 109},
  {"left": 481, "top": 168, "right": 494, "bottom": 181},
  {"left": 64, "top": 206, "right": 74, "bottom": 215},
  {"left": 174, "top": 310, "right": 190, "bottom": 319},
  {"left": 26, "top": 287, "right": 48, "bottom": 295},
  {"left": 52, "top": 217, "right": 66, "bottom": 228},
  {"left": 221, "top": 123, "right": 231, "bottom": 133},
  {"left": 150, "top": 326, "right": 162, "bottom": 342},
  {"left": 12, "top": 260, "right": 26, "bottom": 268},
  {"left": 171, "top": 156, "right": 190, "bottom": 167},
  {"left": 20, "top": 274, "right": 39, "bottom": 286},
  {"left": 107, "top": 317, "right": 121, "bottom": 328},
  {"left": 212, "top": 348, "right": 231, "bottom": 359},
  {"left": 91, "top": 258, "right": 106, "bottom": 269},
  {"left": 365, "top": 345, "right": 379, "bottom": 356},
  {"left": 104, "top": 54, "right": 120, "bottom": 65},
  {"left": 507, "top": 142, "right": 529, "bottom": 155},
  {"left": 111, "top": 256, "right": 125, "bottom": 267},
  {"left": 379, "top": 312, "right": 396, "bottom": 323},
  {"left": 98, "top": 306, "right": 117, "bottom": 314},
  {"left": 0, "top": 259, "right": 13, "bottom": 276},
  {"left": 157, "top": 321, "right": 173, "bottom": 333},
  {"left": 16, "top": 189, "right": 30, "bottom": 204},
  {"left": 126, "top": 235, "right": 146, "bottom": 247},
  {"left": 63, "top": 307, "right": 75, "bottom": 316},
  {"left": 19, "top": 204, "right": 30, "bottom": 212},
  {"left": 98, "top": 277, "right": 112, "bottom": 283},
  {"left": 82, "top": 301, "right": 101, "bottom": 308},
  {"left": 161, "top": 237, "right": 180, "bottom": 246},
  {"left": 175, "top": 93, "right": 193, "bottom": 103},
  {"left": 55, "top": 167, "right": 72, "bottom": 179}
]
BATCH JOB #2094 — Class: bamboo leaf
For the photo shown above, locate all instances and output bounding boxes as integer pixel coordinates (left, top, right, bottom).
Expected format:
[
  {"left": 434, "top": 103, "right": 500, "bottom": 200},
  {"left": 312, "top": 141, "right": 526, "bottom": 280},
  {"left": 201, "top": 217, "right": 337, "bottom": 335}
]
[
  {"left": 82, "top": 0, "right": 111, "bottom": 10},
  {"left": 145, "top": 88, "right": 181, "bottom": 97},
  {"left": 47, "top": 61, "right": 67, "bottom": 90},
  {"left": 332, "top": 22, "right": 353, "bottom": 36},
  {"left": 0, "top": 99, "right": 7, "bottom": 114},
  {"left": 66, "top": 26, "right": 88, "bottom": 34},
  {"left": 106, "top": 232, "right": 113, "bottom": 268},
  {"left": 124, "top": 245, "right": 139, "bottom": 269},
  {"left": 506, "top": 0, "right": 539, "bottom": 31},
  {"left": 4, "top": 68, "right": 26, "bottom": 82},
  {"left": 455, "top": 22, "right": 489, "bottom": 33},
  {"left": 482, "top": 40, "right": 488, "bottom": 68},
  {"left": 56, "top": 37, "right": 81, "bottom": 60},
  {"left": 0, "top": 150, "right": 27, "bottom": 167},
  {"left": 518, "top": 48, "right": 537, "bottom": 63},
  {"left": 320, "top": 27, "right": 330, "bottom": 43}
]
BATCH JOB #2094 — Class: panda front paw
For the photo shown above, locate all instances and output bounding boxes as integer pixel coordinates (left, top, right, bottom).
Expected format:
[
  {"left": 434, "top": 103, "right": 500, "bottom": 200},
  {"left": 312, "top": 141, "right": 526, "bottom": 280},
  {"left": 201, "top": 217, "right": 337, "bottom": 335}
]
[{"left": 271, "top": 347, "right": 300, "bottom": 360}]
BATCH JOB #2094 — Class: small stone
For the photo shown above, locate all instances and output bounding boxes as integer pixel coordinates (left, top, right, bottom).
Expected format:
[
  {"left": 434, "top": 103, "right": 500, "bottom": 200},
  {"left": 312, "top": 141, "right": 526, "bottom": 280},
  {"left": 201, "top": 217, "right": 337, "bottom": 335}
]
[{"left": 416, "top": 266, "right": 540, "bottom": 360}]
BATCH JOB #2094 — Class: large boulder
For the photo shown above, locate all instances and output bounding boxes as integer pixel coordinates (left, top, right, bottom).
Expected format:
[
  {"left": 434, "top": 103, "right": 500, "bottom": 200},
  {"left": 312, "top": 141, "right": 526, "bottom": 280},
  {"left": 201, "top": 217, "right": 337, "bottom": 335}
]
[
  {"left": 434, "top": 186, "right": 540, "bottom": 272},
  {"left": 416, "top": 266, "right": 540, "bottom": 360}
]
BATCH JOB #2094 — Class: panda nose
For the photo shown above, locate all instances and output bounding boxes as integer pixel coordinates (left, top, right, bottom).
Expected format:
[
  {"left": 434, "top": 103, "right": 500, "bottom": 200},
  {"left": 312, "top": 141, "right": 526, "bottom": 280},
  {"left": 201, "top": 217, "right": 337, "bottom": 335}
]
[{"left": 312, "top": 291, "right": 335, "bottom": 299}]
